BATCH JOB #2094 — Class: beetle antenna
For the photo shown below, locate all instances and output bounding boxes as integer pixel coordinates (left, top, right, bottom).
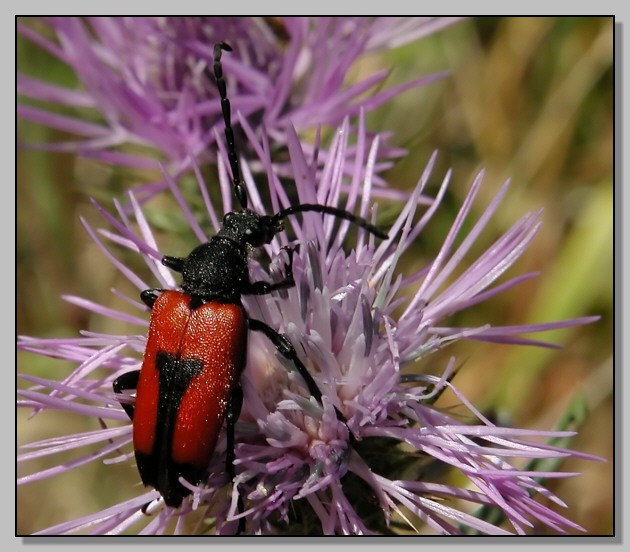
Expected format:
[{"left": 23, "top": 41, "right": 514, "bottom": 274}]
[
  {"left": 213, "top": 42, "right": 248, "bottom": 209},
  {"left": 273, "top": 203, "right": 388, "bottom": 240}
]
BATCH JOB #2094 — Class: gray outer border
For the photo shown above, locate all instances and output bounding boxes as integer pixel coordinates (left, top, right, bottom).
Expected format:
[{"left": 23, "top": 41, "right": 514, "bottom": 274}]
[{"left": 8, "top": 6, "right": 623, "bottom": 552}]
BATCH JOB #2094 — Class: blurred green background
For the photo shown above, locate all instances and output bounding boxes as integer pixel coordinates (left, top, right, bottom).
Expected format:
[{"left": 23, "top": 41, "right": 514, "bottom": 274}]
[{"left": 17, "top": 17, "right": 613, "bottom": 535}]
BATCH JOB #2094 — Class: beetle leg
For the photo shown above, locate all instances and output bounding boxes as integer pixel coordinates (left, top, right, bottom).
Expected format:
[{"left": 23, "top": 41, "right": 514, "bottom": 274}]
[
  {"left": 112, "top": 370, "right": 139, "bottom": 420},
  {"left": 248, "top": 318, "right": 323, "bottom": 404},
  {"left": 225, "top": 383, "right": 245, "bottom": 533},
  {"left": 245, "top": 246, "right": 295, "bottom": 296},
  {"left": 246, "top": 278, "right": 293, "bottom": 295},
  {"left": 162, "top": 256, "right": 185, "bottom": 273},
  {"left": 225, "top": 384, "right": 243, "bottom": 480},
  {"left": 248, "top": 318, "right": 353, "bottom": 436},
  {"left": 140, "top": 288, "right": 162, "bottom": 309}
]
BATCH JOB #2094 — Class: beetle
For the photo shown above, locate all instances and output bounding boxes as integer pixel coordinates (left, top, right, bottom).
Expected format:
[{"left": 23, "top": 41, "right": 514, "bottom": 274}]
[{"left": 113, "top": 42, "right": 388, "bottom": 513}]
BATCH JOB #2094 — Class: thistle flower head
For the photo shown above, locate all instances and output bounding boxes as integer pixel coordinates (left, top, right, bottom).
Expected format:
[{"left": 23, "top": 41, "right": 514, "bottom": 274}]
[
  {"left": 18, "top": 16, "right": 458, "bottom": 200},
  {"left": 18, "top": 111, "right": 600, "bottom": 535}
]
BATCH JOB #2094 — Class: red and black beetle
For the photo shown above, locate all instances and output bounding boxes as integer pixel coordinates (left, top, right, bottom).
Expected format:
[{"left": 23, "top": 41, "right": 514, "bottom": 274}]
[{"left": 113, "top": 42, "right": 387, "bottom": 513}]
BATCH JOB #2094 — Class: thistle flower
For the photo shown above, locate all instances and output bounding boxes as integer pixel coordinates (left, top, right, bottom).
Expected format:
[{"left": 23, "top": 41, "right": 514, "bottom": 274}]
[
  {"left": 17, "top": 16, "right": 458, "bottom": 201},
  {"left": 17, "top": 112, "right": 601, "bottom": 535}
]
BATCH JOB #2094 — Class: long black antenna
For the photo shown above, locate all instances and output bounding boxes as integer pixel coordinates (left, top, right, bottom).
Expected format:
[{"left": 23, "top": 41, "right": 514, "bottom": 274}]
[
  {"left": 273, "top": 204, "right": 388, "bottom": 239},
  {"left": 213, "top": 42, "right": 247, "bottom": 209},
  {"left": 213, "top": 42, "right": 388, "bottom": 242}
]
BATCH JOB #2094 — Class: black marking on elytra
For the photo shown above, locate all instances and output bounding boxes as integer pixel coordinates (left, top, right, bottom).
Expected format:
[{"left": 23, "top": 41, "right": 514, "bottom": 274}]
[{"left": 135, "top": 351, "right": 205, "bottom": 508}]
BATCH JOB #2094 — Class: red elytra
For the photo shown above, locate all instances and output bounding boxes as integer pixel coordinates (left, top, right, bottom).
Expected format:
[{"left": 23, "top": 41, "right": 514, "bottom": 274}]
[{"left": 132, "top": 290, "right": 247, "bottom": 506}]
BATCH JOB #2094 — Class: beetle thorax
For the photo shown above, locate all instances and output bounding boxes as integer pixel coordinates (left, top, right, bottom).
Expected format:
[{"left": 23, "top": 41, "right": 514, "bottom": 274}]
[{"left": 180, "top": 239, "right": 250, "bottom": 303}]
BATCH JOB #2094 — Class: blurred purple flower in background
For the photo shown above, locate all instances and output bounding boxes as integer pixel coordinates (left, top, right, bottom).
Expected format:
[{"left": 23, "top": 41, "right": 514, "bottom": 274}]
[
  {"left": 18, "top": 105, "right": 601, "bottom": 535},
  {"left": 17, "top": 17, "right": 458, "bottom": 201}
]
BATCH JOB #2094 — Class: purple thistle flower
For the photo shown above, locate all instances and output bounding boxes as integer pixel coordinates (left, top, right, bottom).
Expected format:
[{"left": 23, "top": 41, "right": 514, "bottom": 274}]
[
  {"left": 17, "top": 16, "right": 458, "bottom": 201},
  {"left": 17, "top": 112, "right": 601, "bottom": 535}
]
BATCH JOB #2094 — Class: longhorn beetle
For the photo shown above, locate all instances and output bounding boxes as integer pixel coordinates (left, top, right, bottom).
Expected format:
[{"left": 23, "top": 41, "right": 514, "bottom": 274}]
[{"left": 113, "top": 42, "right": 388, "bottom": 516}]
